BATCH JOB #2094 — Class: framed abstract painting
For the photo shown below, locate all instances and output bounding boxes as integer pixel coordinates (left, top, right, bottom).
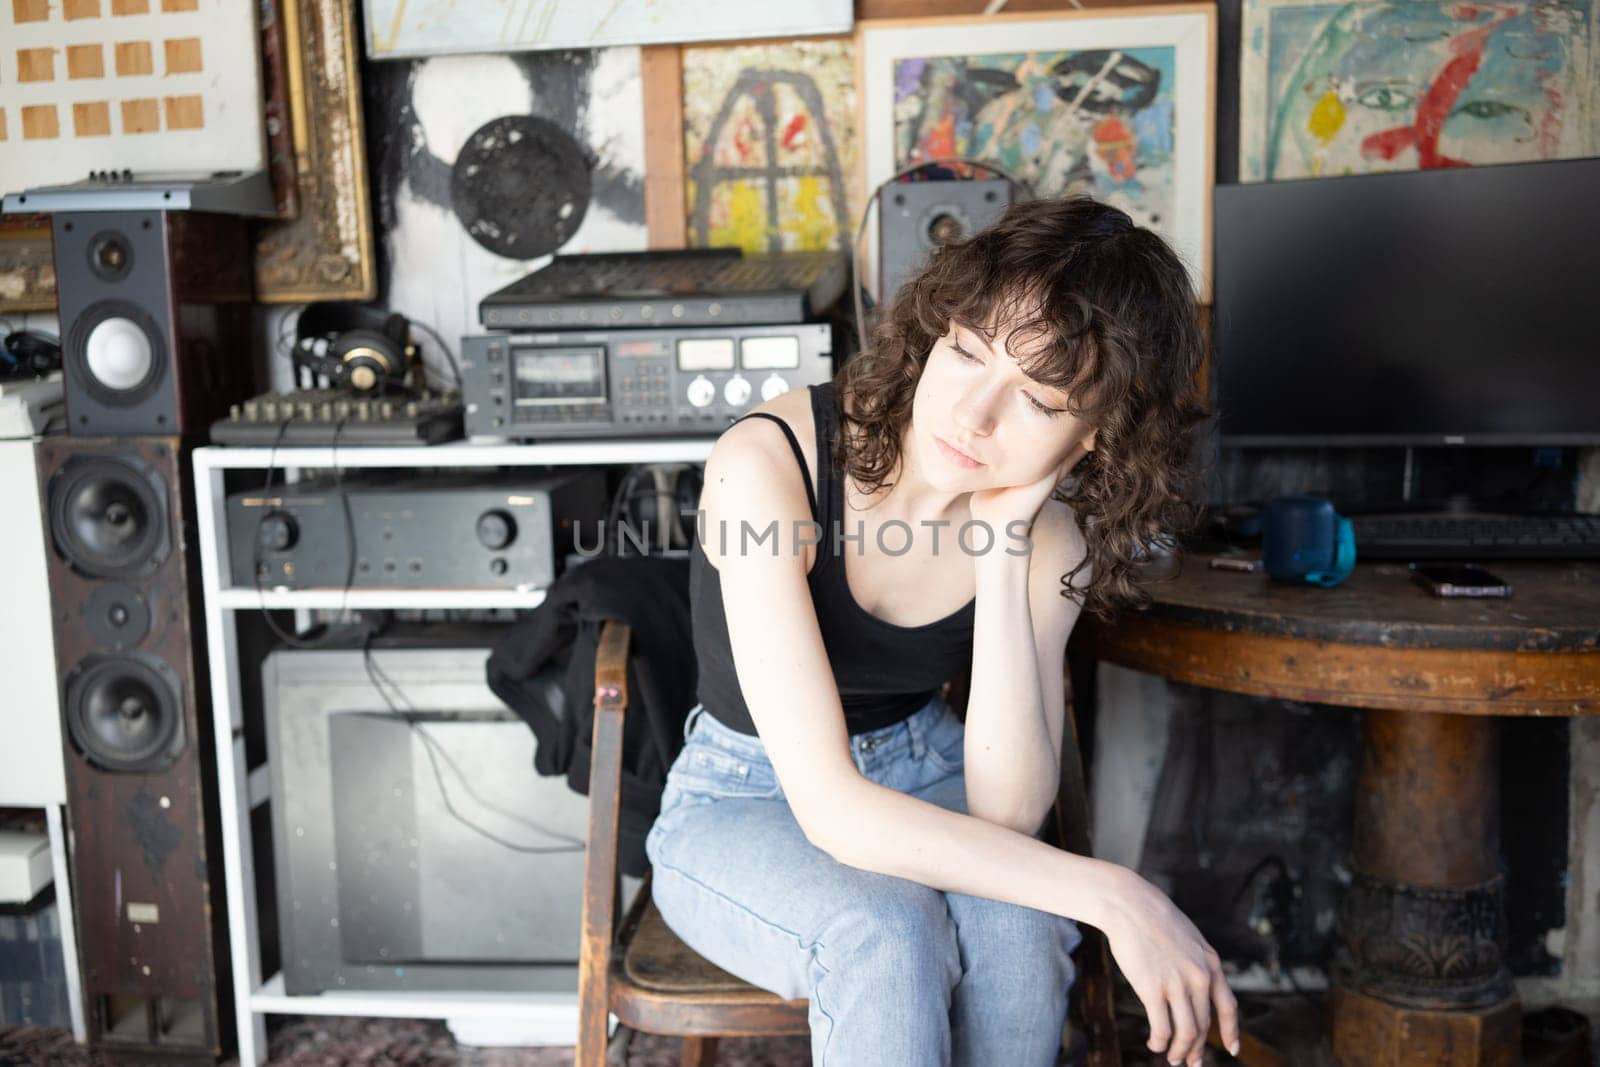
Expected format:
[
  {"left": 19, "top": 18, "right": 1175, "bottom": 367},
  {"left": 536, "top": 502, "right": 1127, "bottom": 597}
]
[
  {"left": 858, "top": 6, "right": 1217, "bottom": 302},
  {"left": 1239, "top": 0, "right": 1599, "bottom": 181}
]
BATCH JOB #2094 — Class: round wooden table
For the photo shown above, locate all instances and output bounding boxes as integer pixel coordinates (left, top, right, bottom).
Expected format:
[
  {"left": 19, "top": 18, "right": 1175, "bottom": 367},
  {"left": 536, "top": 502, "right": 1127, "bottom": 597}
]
[{"left": 1075, "top": 555, "right": 1600, "bottom": 1067}]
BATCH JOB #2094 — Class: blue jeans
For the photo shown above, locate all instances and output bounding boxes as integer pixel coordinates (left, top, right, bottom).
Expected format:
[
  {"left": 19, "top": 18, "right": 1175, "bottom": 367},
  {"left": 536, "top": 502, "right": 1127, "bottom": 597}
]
[{"left": 644, "top": 696, "right": 1083, "bottom": 1066}]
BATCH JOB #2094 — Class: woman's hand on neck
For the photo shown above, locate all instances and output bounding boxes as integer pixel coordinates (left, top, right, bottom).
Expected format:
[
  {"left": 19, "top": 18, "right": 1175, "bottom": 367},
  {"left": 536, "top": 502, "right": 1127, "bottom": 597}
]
[{"left": 967, "top": 441, "right": 1091, "bottom": 535}]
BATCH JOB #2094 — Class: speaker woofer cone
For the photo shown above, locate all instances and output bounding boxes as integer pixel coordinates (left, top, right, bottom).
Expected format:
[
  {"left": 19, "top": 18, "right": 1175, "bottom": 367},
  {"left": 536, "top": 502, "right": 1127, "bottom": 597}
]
[
  {"left": 49, "top": 456, "right": 171, "bottom": 579},
  {"left": 67, "top": 300, "right": 166, "bottom": 406},
  {"left": 65, "top": 654, "right": 184, "bottom": 772}
]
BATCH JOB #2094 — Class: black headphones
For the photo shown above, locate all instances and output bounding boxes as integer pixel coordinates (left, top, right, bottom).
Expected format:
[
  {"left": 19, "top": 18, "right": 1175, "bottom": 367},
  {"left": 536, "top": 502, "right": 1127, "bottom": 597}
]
[
  {"left": 292, "top": 303, "right": 416, "bottom": 393},
  {"left": 1, "top": 328, "right": 62, "bottom": 378}
]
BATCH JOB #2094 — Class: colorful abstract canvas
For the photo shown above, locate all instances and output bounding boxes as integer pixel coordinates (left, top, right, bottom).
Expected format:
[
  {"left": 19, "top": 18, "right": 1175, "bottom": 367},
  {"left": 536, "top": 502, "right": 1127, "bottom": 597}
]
[
  {"left": 860, "top": 9, "right": 1216, "bottom": 301},
  {"left": 1240, "top": 0, "right": 1600, "bottom": 180},
  {"left": 683, "top": 38, "right": 859, "bottom": 253},
  {"left": 893, "top": 48, "right": 1180, "bottom": 228}
]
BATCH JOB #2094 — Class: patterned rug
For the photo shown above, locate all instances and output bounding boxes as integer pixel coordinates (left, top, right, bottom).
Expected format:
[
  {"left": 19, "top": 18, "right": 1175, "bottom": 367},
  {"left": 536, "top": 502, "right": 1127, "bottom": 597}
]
[
  {"left": 0, "top": 1017, "right": 814, "bottom": 1066},
  {"left": 0, "top": 1007, "right": 1266, "bottom": 1066}
]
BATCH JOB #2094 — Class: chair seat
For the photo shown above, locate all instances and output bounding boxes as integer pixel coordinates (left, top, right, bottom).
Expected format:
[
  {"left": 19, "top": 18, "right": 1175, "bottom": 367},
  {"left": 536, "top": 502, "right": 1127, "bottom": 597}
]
[{"left": 612, "top": 900, "right": 810, "bottom": 1037}]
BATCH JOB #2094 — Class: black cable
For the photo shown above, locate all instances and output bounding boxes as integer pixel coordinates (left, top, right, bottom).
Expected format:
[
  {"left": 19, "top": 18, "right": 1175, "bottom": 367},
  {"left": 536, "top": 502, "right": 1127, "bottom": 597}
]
[
  {"left": 408, "top": 319, "right": 463, "bottom": 391},
  {"left": 359, "top": 634, "right": 585, "bottom": 854},
  {"left": 606, "top": 465, "right": 648, "bottom": 556},
  {"left": 254, "top": 407, "right": 580, "bottom": 853},
  {"left": 253, "top": 418, "right": 330, "bottom": 650},
  {"left": 325, "top": 416, "right": 580, "bottom": 856}
]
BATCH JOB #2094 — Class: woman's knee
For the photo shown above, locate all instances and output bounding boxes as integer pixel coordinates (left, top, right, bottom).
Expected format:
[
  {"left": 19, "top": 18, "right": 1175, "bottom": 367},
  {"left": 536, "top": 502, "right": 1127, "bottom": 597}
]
[
  {"left": 949, "top": 895, "right": 1083, "bottom": 979},
  {"left": 815, "top": 880, "right": 962, "bottom": 988}
]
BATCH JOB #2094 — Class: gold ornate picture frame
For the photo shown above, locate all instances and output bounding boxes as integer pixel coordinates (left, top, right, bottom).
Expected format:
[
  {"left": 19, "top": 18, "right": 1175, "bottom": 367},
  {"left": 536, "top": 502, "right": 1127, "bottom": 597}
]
[
  {"left": 0, "top": 0, "right": 374, "bottom": 312},
  {"left": 253, "top": 0, "right": 376, "bottom": 302},
  {"left": 0, "top": 214, "right": 53, "bottom": 316}
]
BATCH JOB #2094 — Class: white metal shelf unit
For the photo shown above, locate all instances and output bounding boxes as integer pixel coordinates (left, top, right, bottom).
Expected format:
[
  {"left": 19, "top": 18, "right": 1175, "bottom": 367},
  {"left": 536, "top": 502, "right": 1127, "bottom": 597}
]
[{"left": 192, "top": 439, "right": 714, "bottom": 1066}]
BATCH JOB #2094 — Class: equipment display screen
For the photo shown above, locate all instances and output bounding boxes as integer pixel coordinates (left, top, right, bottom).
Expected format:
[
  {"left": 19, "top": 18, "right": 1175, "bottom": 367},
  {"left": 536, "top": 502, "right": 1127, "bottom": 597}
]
[
  {"left": 676, "top": 338, "right": 735, "bottom": 371},
  {"left": 511, "top": 347, "right": 605, "bottom": 404},
  {"left": 741, "top": 335, "right": 800, "bottom": 369}
]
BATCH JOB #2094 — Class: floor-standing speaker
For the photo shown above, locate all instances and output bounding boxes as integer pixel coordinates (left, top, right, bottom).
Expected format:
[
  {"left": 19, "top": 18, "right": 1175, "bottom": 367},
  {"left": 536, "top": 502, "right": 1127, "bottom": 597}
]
[
  {"left": 52, "top": 211, "right": 253, "bottom": 436},
  {"left": 38, "top": 435, "right": 231, "bottom": 1059}
]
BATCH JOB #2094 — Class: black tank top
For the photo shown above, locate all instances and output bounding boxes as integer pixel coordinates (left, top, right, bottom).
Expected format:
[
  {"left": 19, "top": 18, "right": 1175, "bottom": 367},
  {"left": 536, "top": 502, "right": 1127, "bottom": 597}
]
[{"left": 690, "top": 382, "right": 976, "bottom": 736}]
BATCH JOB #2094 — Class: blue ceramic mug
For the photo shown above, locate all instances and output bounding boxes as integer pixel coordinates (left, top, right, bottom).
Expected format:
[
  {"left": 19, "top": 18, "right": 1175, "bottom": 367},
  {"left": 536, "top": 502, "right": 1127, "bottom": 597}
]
[{"left": 1262, "top": 496, "right": 1356, "bottom": 587}]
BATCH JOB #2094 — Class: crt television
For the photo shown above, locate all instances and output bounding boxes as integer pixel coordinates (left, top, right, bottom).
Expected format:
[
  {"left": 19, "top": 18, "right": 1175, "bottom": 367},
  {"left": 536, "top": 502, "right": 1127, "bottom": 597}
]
[{"left": 1212, "top": 157, "right": 1600, "bottom": 447}]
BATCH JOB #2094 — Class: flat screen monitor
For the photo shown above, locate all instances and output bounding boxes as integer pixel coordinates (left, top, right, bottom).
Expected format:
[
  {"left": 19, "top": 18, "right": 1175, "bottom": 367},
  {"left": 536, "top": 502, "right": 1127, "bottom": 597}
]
[{"left": 1213, "top": 158, "right": 1600, "bottom": 446}]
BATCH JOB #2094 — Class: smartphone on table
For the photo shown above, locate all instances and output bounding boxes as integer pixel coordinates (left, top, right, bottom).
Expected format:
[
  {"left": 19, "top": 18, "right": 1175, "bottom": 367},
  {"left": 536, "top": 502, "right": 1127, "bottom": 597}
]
[{"left": 1409, "top": 563, "right": 1513, "bottom": 598}]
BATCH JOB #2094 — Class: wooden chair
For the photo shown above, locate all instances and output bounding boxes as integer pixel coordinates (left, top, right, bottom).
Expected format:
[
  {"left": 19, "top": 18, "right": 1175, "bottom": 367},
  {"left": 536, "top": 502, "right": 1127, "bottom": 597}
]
[{"left": 576, "top": 621, "right": 1122, "bottom": 1067}]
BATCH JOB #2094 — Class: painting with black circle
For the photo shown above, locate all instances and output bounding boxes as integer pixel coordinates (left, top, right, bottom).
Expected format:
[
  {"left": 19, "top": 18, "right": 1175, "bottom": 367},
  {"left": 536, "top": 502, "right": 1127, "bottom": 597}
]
[
  {"left": 366, "top": 49, "right": 647, "bottom": 355},
  {"left": 452, "top": 115, "right": 592, "bottom": 259}
]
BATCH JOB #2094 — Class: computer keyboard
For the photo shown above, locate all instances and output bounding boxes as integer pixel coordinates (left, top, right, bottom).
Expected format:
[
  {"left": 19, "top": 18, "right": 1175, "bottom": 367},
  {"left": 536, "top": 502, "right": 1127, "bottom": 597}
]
[{"left": 1351, "top": 513, "right": 1600, "bottom": 560}]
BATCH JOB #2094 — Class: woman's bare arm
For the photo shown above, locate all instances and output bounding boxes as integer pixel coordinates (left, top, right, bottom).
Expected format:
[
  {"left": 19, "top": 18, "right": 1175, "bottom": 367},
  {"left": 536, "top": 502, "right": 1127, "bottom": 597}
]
[{"left": 961, "top": 499, "right": 1086, "bottom": 834}]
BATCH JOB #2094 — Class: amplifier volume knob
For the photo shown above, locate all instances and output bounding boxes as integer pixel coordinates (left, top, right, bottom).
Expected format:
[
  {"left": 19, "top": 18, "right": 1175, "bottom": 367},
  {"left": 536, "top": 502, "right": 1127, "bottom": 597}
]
[
  {"left": 476, "top": 510, "right": 517, "bottom": 550},
  {"left": 686, "top": 375, "right": 715, "bottom": 408},
  {"left": 723, "top": 376, "right": 752, "bottom": 406},
  {"left": 760, "top": 374, "right": 790, "bottom": 402},
  {"left": 258, "top": 513, "right": 298, "bottom": 552}
]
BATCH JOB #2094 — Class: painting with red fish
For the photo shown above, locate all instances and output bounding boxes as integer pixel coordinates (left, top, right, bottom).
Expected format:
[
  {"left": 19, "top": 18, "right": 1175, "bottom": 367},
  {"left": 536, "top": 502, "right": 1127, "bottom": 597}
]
[{"left": 1240, "top": 0, "right": 1598, "bottom": 181}]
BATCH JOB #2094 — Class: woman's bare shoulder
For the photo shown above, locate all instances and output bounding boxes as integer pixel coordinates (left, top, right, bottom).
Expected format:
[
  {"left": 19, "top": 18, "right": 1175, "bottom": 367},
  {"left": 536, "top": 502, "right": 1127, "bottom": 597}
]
[
  {"left": 752, "top": 386, "right": 819, "bottom": 451},
  {"left": 701, "top": 388, "right": 822, "bottom": 545},
  {"left": 1030, "top": 498, "right": 1089, "bottom": 569},
  {"left": 705, "top": 387, "right": 818, "bottom": 490}
]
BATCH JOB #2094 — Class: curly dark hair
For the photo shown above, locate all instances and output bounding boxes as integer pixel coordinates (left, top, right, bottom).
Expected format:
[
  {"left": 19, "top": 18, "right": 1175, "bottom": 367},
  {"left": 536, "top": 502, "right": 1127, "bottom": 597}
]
[{"left": 835, "top": 196, "right": 1206, "bottom": 617}]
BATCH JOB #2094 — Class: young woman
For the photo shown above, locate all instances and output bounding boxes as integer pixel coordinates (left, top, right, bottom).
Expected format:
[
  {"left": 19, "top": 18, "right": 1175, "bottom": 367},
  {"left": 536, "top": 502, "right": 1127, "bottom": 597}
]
[{"left": 644, "top": 197, "right": 1238, "bottom": 1067}]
